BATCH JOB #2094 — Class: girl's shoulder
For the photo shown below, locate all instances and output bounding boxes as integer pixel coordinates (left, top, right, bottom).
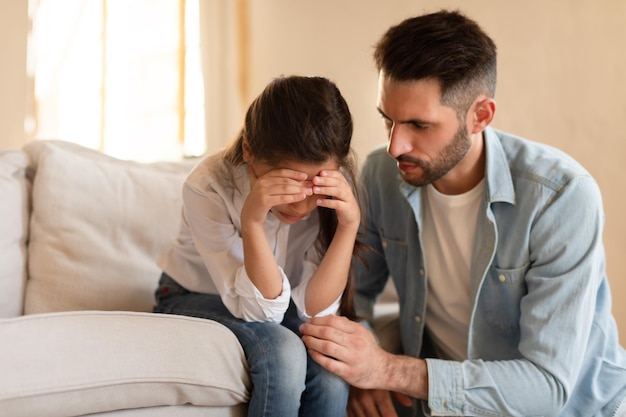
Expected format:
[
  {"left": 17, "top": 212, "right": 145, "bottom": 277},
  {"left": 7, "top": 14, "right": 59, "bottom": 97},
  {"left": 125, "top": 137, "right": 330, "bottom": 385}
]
[{"left": 186, "top": 152, "right": 246, "bottom": 194}]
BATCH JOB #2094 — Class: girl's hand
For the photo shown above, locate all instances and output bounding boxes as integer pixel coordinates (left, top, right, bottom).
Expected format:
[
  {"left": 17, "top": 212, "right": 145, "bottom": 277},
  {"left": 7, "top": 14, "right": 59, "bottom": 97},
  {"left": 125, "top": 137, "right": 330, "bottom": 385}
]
[
  {"left": 242, "top": 167, "right": 312, "bottom": 226},
  {"left": 313, "top": 170, "right": 360, "bottom": 232}
]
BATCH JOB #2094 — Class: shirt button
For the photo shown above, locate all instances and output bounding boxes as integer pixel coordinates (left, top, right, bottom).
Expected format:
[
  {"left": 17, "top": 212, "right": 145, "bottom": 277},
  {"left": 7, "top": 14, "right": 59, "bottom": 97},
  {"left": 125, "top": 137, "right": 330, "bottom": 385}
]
[
  {"left": 419, "top": 268, "right": 425, "bottom": 276},
  {"left": 415, "top": 315, "right": 422, "bottom": 323},
  {"left": 382, "top": 241, "right": 388, "bottom": 250},
  {"left": 499, "top": 274, "right": 506, "bottom": 282}
]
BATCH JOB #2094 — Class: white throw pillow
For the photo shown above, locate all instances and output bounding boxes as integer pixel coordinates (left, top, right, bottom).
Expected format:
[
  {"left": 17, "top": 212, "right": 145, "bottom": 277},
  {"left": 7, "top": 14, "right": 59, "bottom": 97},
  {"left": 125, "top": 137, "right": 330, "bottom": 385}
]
[
  {"left": 0, "top": 150, "right": 29, "bottom": 317},
  {"left": 23, "top": 140, "right": 199, "bottom": 314}
]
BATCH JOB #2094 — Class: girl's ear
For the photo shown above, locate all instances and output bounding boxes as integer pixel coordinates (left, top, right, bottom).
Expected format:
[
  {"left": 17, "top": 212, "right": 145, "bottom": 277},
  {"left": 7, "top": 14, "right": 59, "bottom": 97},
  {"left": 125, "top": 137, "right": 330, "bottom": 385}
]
[{"left": 242, "top": 136, "right": 253, "bottom": 163}]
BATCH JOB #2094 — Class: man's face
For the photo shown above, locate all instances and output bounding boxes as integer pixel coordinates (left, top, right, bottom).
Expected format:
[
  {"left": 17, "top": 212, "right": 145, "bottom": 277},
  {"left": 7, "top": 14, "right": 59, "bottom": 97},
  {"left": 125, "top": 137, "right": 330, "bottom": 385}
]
[{"left": 377, "top": 73, "right": 472, "bottom": 189}]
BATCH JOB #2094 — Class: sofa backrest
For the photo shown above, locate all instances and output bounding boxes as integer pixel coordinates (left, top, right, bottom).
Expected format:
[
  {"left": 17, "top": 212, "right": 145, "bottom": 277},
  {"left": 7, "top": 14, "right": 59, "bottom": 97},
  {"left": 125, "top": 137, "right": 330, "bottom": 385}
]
[
  {"left": 22, "top": 140, "right": 200, "bottom": 314},
  {"left": 0, "top": 150, "right": 30, "bottom": 318}
]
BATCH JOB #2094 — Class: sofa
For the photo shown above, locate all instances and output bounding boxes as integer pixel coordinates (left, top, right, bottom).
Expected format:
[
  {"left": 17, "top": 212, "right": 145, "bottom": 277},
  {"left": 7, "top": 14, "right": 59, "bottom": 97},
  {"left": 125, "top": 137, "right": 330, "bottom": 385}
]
[{"left": 0, "top": 139, "right": 400, "bottom": 417}]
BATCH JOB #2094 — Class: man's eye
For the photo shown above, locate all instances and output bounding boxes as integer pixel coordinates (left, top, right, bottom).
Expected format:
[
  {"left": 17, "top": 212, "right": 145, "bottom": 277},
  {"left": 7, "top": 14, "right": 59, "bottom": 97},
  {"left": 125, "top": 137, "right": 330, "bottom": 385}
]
[{"left": 412, "top": 122, "right": 428, "bottom": 130}]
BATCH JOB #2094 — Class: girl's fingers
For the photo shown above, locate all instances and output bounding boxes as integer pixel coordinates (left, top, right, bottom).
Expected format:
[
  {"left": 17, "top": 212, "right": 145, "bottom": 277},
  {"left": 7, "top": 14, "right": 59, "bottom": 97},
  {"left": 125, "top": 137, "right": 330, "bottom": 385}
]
[
  {"left": 255, "top": 177, "right": 313, "bottom": 197},
  {"left": 264, "top": 168, "right": 308, "bottom": 181},
  {"left": 312, "top": 170, "right": 351, "bottom": 200},
  {"left": 312, "top": 170, "right": 360, "bottom": 228},
  {"left": 267, "top": 183, "right": 313, "bottom": 197}
]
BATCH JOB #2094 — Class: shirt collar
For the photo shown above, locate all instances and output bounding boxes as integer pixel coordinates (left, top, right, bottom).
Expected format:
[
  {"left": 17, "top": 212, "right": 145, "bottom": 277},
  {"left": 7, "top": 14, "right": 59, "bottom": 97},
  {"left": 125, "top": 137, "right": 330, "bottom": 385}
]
[{"left": 483, "top": 126, "right": 516, "bottom": 205}]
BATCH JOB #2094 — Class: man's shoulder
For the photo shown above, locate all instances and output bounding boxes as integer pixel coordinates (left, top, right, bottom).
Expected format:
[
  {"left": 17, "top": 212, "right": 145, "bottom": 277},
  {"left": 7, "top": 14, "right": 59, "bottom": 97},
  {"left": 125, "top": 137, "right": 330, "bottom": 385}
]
[
  {"left": 359, "top": 145, "right": 409, "bottom": 210},
  {"left": 364, "top": 143, "right": 391, "bottom": 160},
  {"left": 490, "top": 128, "right": 592, "bottom": 188},
  {"left": 362, "top": 144, "right": 398, "bottom": 175}
]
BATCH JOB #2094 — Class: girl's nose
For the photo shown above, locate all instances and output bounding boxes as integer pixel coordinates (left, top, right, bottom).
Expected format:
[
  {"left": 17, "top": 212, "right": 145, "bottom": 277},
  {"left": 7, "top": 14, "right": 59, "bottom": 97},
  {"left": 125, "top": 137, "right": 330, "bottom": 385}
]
[{"left": 290, "top": 195, "right": 317, "bottom": 214}]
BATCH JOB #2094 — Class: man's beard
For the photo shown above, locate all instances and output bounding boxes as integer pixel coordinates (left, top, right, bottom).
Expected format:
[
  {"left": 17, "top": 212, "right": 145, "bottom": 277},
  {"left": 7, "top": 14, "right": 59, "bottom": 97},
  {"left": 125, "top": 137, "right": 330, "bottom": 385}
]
[{"left": 396, "top": 123, "right": 471, "bottom": 187}]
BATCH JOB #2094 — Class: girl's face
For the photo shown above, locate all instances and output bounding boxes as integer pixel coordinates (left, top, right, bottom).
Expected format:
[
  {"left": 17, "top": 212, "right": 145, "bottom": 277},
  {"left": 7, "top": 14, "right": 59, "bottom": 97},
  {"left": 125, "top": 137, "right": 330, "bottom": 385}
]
[{"left": 250, "top": 158, "right": 340, "bottom": 224}]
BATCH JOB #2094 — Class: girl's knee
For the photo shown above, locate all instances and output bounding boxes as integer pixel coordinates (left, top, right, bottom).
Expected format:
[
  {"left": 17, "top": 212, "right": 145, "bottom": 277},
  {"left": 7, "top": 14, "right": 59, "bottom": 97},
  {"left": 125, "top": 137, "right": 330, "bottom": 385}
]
[
  {"left": 277, "top": 329, "right": 307, "bottom": 358},
  {"left": 246, "top": 324, "right": 307, "bottom": 381},
  {"left": 272, "top": 328, "right": 308, "bottom": 380}
]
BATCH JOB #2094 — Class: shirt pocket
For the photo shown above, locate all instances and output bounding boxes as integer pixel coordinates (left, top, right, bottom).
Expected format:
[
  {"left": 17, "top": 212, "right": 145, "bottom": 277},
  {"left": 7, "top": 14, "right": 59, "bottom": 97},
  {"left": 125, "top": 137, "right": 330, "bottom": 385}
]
[{"left": 479, "top": 263, "right": 529, "bottom": 333}]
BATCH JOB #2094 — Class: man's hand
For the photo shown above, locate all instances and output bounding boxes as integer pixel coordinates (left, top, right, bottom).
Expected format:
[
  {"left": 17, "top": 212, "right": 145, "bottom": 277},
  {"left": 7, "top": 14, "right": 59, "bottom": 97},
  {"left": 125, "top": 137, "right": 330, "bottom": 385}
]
[
  {"left": 347, "top": 387, "right": 413, "bottom": 417},
  {"left": 300, "top": 315, "right": 429, "bottom": 400},
  {"left": 300, "top": 315, "right": 390, "bottom": 388}
]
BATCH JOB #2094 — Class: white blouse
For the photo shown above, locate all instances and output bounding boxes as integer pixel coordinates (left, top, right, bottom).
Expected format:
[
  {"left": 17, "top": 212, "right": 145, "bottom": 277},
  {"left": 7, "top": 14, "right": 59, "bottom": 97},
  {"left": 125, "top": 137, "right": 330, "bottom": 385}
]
[{"left": 158, "top": 153, "right": 341, "bottom": 322}]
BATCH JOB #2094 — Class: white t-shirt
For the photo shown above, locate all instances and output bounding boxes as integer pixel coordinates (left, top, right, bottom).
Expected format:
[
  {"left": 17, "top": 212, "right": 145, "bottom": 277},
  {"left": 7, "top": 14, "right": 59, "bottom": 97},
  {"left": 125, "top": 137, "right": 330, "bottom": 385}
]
[
  {"left": 422, "top": 180, "right": 484, "bottom": 360},
  {"left": 158, "top": 153, "right": 341, "bottom": 322}
]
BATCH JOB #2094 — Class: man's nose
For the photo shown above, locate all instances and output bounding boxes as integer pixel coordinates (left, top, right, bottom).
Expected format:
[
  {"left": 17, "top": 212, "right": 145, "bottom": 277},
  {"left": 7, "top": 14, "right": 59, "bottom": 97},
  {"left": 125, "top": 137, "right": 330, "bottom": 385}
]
[{"left": 386, "top": 123, "right": 412, "bottom": 158}]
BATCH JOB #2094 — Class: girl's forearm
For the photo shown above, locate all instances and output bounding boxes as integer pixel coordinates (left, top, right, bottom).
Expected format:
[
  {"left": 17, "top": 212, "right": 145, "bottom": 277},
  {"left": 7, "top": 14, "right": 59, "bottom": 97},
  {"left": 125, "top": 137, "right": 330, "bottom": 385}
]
[
  {"left": 242, "top": 223, "right": 283, "bottom": 299},
  {"left": 304, "top": 225, "right": 358, "bottom": 315}
]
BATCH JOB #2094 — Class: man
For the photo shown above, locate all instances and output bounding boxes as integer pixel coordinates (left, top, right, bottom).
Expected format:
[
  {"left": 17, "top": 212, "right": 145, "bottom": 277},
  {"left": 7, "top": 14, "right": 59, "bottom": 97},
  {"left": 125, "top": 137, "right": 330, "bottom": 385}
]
[{"left": 300, "top": 9, "right": 626, "bottom": 417}]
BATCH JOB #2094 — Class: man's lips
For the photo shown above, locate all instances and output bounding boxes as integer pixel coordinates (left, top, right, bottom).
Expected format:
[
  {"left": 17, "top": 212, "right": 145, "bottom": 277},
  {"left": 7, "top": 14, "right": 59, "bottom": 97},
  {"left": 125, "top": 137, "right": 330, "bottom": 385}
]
[
  {"left": 398, "top": 161, "right": 419, "bottom": 173},
  {"left": 396, "top": 155, "right": 423, "bottom": 173}
]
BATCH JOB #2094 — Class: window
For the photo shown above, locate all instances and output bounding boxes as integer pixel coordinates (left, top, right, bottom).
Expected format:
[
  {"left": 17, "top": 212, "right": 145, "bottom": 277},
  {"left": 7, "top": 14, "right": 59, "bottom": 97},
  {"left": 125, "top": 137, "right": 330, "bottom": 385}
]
[{"left": 26, "top": 0, "right": 205, "bottom": 161}]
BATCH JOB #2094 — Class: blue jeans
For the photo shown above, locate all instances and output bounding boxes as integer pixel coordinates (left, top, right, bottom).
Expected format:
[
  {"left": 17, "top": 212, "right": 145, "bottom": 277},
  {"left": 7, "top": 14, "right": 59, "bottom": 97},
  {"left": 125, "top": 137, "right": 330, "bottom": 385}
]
[{"left": 153, "top": 273, "right": 349, "bottom": 417}]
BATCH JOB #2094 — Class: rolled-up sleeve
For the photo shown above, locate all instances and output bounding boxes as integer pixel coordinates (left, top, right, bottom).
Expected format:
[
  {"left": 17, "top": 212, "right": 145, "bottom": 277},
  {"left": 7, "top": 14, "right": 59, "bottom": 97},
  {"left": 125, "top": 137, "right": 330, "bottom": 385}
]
[{"left": 226, "top": 264, "right": 292, "bottom": 322}]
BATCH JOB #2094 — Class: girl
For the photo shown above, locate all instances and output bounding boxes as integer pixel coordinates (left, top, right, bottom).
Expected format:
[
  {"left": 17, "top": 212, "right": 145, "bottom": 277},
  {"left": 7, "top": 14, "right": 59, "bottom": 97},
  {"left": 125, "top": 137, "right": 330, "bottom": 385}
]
[{"left": 154, "top": 75, "right": 363, "bottom": 416}]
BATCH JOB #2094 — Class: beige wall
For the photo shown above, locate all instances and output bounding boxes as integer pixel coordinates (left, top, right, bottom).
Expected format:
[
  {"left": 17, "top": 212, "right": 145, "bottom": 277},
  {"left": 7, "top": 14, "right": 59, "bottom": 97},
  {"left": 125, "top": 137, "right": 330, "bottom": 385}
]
[
  {"left": 0, "top": 0, "right": 28, "bottom": 149},
  {"left": 1, "top": 0, "right": 625, "bottom": 344}
]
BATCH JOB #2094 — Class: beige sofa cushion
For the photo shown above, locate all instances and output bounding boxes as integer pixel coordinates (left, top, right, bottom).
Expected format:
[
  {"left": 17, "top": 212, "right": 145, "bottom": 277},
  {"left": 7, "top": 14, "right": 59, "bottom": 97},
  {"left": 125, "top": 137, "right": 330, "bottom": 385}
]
[
  {"left": 23, "top": 140, "right": 198, "bottom": 313},
  {"left": 0, "top": 311, "right": 250, "bottom": 417},
  {"left": 0, "top": 150, "right": 29, "bottom": 318},
  {"left": 86, "top": 405, "right": 248, "bottom": 417}
]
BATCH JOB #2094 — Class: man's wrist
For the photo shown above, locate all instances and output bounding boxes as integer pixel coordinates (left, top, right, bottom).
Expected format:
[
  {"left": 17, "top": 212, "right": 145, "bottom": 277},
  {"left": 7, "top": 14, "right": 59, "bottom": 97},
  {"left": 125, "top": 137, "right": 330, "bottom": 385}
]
[{"left": 383, "top": 354, "right": 429, "bottom": 400}]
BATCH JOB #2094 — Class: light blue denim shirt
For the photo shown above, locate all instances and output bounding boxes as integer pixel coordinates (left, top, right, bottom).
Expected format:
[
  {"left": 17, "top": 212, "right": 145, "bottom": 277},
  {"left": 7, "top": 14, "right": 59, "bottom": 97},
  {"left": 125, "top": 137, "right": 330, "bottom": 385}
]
[{"left": 356, "top": 127, "right": 626, "bottom": 416}]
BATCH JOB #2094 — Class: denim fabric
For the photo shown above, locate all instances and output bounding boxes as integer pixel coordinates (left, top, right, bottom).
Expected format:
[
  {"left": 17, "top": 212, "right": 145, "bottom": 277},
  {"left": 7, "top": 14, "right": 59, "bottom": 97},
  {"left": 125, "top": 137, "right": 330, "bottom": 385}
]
[
  {"left": 614, "top": 395, "right": 626, "bottom": 417},
  {"left": 356, "top": 127, "right": 626, "bottom": 416},
  {"left": 154, "top": 273, "right": 348, "bottom": 417}
]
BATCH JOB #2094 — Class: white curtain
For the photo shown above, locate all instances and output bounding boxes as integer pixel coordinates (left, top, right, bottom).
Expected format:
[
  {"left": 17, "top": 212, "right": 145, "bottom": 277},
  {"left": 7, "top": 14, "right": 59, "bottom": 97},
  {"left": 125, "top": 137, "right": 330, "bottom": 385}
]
[
  {"left": 197, "top": 0, "right": 247, "bottom": 155},
  {"left": 26, "top": 0, "right": 246, "bottom": 162}
]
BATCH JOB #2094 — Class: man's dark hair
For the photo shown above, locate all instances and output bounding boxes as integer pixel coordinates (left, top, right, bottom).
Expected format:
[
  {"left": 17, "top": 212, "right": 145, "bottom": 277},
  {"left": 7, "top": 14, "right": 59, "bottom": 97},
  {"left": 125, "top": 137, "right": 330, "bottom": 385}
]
[{"left": 374, "top": 10, "right": 497, "bottom": 114}]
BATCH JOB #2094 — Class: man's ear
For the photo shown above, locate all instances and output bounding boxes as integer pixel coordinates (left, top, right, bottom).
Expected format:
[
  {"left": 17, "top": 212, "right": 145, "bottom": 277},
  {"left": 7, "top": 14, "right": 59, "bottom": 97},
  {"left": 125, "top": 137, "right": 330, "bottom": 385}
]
[
  {"left": 470, "top": 97, "right": 496, "bottom": 134},
  {"left": 242, "top": 136, "right": 253, "bottom": 163}
]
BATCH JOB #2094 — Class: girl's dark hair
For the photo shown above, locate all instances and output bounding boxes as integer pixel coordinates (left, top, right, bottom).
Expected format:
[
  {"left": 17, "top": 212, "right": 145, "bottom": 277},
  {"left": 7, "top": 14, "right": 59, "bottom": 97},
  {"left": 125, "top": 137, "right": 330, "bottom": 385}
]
[
  {"left": 222, "top": 75, "right": 363, "bottom": 320},
  {"left": 374, "top": 10, "right": 497, "bottom": 115}
]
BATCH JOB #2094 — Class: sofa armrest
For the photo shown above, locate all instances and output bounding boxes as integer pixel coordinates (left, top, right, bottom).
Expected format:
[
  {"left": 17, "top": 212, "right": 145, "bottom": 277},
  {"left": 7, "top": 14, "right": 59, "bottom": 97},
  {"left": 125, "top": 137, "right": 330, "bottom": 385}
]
[{"left": 0, "top": 311, "right": 250, "bottom": 417}]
